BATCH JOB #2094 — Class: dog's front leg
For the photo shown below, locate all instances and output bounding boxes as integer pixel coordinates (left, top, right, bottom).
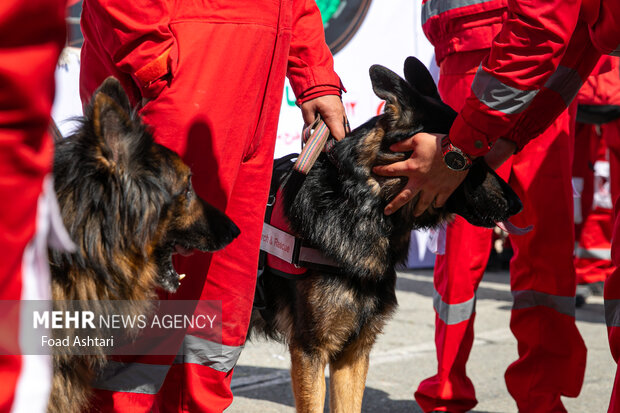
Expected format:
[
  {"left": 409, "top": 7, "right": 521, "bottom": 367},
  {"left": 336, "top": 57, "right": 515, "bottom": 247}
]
[
  {"left": 328, "top": 347, "right": 370, "bottom": 413},
  {"left": 289, "top": 344, "right": 327, "bottom": 413}
]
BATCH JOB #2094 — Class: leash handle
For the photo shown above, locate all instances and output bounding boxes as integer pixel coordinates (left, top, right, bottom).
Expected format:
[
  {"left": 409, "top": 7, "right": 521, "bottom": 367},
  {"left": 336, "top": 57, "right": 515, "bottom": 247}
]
[{"left": 294, "top": 115, "right": 331, "bottom": 175}]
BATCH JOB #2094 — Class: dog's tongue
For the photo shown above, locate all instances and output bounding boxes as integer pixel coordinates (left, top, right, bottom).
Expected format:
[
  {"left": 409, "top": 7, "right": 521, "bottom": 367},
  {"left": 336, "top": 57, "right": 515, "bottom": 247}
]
[
  {"left": 174, "top": 245, "right": 194, "bottom": 256},
  {"left": 496, "top": 221, "right": 533, "bottom": 235}
]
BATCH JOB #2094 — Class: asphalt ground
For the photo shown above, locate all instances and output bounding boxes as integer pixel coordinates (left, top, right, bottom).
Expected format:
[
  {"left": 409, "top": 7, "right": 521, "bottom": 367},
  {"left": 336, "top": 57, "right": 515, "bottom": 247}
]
[{"left": 228, "top": 269, "right": 615, "bottom": 413}]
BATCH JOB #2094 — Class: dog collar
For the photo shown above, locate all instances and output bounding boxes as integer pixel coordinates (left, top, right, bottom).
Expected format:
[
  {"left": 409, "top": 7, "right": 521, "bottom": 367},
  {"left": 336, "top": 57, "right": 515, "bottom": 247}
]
[{"left": 441, "top": 135, "right": 472, "bottom": 171}]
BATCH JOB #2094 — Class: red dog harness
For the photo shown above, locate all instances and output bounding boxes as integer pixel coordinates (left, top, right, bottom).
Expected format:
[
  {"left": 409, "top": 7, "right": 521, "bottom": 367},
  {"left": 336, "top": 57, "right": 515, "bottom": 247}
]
[{"left": 259, "top": 118, "right": 341, "bottom": 278}]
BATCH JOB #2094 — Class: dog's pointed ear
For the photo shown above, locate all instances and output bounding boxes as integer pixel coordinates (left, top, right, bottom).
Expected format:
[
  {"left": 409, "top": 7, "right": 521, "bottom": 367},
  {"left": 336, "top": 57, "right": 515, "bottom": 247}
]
[
  {"left": 370, "top": 65, "right": 414, "bottom": 126},
  {"left": 396, "top": 56, "right": 456, "bottom": 134},
  {"left": 91, "top": 77, "right": 134, "bottom": 164},
  {"left": 404, "top": 56, "right": 440, "bottom": 100},
  {"left": 94, "top": 76, "right": 133, "bottom": 114}
]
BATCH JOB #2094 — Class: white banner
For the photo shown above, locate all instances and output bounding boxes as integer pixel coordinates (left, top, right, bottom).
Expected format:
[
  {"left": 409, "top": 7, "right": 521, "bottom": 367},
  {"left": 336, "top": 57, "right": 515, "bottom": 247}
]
[{"left": 275, "top": 0, "right": 436, "bottom": 158}]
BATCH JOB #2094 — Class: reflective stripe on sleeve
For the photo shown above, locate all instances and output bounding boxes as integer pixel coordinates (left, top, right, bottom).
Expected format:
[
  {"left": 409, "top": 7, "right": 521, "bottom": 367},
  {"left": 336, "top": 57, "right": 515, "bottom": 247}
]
[
  {"left": 433, "top": 288, "right": 476, "bottom": 325},
  {"left": 471, "top": 64, "right": 583, "bottom": 115},
  {"left": 471, "top": 64, "right": 538, "bottom": 115},
  {"left": 512, "top": 290, "right": 575, "bottom": 317},
  {"left": 422, "top": 0, "right": 497, "bottom": 25},
  {"left": 174, "top": 334, "right": 243, "bottom": 373},
  {"left": 92, "top": 361, "right": 170, "bottom": 394}
]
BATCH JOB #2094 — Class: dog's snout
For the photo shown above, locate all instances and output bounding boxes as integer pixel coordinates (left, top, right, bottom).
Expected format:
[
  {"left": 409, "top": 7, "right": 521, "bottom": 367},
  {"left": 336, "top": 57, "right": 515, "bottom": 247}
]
[
  {"left": 507, "top": 194, "right": 523, "bottom": 216},
  {"left": 199, "top": 198, "right": 240, "bottom": 251}
]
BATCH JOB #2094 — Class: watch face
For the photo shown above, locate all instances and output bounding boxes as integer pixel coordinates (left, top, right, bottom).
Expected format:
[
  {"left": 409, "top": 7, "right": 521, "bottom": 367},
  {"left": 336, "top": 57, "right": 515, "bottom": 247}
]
[
  {"left": 316, "top": 0, "right": 373, "bottom": 54},
  {"left": 444, "top": 151, "right": 467, "bottom": 170}
]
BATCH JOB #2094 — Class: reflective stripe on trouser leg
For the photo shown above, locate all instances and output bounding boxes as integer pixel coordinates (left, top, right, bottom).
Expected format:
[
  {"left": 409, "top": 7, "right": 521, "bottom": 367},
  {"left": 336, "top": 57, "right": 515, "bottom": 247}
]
[
  {"left": 433, "top": 288, "right": 476, "bottom": 326},
  {"left": 156, "top": 335, "right": 243, "bottom": 412},
  {"left": 174, "top": 335, "right": 243, "bottom": 373},
  {"left": 505, "top": 106, "right": 586, "bottom": 413}
]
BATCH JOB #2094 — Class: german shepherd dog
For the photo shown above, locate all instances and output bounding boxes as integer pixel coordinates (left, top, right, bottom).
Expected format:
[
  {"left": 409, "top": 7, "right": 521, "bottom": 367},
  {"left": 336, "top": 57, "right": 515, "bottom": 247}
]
[
  {"left": 250, "top": 57, "right": 522, "bottom": 412},
  {"left": 48, "top": 77, "right": 240, "bottom": 412}
]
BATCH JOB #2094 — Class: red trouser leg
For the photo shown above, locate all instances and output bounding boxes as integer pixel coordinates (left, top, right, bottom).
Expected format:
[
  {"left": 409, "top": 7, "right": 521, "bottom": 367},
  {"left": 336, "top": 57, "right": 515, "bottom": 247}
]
[
  {"left": 0, "top": 0, "right": 64, "bottom": 411},
  {"left": 605, "top": 195, "right": 620, "bottom": 412},
  {"left": 156, "top": 133, "right": 276, "bottom": 412},
  {"left": 604, "top": 121, "right": 620, "bottom": 413},
  {"left": 414, "top": 217, "right": 492, "bottom": 413},
  {"left": 605, "top": 265, "right": 620, "bottom": 413},
  {"left": 415, "top": 49, "right": 585, "bottom": 413},
  {"left": 415, "top": 50, "right": 499, "bottom": 413},
  {"left": 572, "top": 122, "right": 595, "bottom": 244},
  {"left": 574, "top": 122, "right": 615, "bottom": 284},
  {"left": 604, "top": 119, "right": 620, "bottom": 209},
  {"left": 505, "top": 106, "right": 586, "bottom": 413},
  {"left": 575, "top": 206, "right": 615, "bottom": 284}
]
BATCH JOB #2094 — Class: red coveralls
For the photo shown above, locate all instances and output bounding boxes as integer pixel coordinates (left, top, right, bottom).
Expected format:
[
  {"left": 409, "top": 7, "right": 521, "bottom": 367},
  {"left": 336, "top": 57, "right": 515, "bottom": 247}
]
[
  {"left": 0, "top": 0, "right": 66, "bottom": 411},
  {"left": 573, "top": 57, "right": 620, "bottom": 285},
  {"left": 415, "top": 2, "right": 586, "bottom": 412},
  {"left": 79, "top": 1, "right": 342, "bottom": 411},
  {"left": 420, "top": 0, "right": 620, "bottom": 411}
]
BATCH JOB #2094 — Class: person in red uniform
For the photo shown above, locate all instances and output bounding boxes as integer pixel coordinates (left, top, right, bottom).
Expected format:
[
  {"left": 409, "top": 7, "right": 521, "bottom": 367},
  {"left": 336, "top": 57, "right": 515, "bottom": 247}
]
[
  {"left": 375, "top": 0, "right": 620, "bottom": 411},
  {"left": 573, "top": 56, "right": 620, "bottom": 305},
  {"left": 385, "top": 1, "right": 586, "bottom": 412},
  {"left": 0, "top": 0, "right": 66, "bottom": 411},
  {"left": 79, "top": 1, "right": 346, "bottom": 411}
]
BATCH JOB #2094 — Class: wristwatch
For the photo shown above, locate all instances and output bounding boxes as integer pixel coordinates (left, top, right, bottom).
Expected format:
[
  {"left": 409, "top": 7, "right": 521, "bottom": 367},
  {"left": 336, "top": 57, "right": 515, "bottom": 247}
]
[{"left": 441, "top": 135, "right": 472, "bottom": 171}]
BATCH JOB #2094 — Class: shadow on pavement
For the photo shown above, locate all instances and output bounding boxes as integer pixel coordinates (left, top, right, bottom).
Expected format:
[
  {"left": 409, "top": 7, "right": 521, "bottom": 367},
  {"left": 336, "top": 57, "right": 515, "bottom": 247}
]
[
  {"left": 232, "top": 365, "right": 422, "bottom": 412},
  {"left": 233, "top": 365, "right": 511, "bottom": 413},
  {"left": 396, "top": 269, "right": 514, "bottom": 303}
]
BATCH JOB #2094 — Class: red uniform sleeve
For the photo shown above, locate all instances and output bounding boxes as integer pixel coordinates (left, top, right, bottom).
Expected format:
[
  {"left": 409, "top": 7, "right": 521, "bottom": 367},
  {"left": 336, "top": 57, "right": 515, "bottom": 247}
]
[
  {"left": 85, "top": 0, "right": 176, "bottom": 99},
  {"left": 448, "top": 0, "right": 585, "bottom": 156},
  {"left": 287, "top": 0, "right": 344, "bottom": 101}
]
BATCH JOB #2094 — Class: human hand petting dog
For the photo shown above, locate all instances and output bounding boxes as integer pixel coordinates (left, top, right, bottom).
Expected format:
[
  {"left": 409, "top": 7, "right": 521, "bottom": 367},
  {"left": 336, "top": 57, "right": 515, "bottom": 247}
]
[
  {"left": 373, "top": 132, "right": 468, "bottom": 216},
  {"left": 300, "top": 94, "right": 349, "bottom": 140}
]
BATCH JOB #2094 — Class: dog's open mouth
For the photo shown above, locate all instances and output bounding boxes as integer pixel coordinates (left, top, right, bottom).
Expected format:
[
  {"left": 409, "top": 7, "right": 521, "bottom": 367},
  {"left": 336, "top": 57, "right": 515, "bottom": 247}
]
[{"left": 157, "top": 242, "right": 200, "bottom": 292}]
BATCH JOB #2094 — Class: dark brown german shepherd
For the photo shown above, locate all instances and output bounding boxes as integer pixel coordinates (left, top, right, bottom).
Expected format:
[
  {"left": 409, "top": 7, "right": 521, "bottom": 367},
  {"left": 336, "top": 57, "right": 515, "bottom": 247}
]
[
  {"left": 250, "top": 57, "right": 522, "bottom": 412},
  {"left": 48, "top": 77, "right": 240, "bottom": 413}
]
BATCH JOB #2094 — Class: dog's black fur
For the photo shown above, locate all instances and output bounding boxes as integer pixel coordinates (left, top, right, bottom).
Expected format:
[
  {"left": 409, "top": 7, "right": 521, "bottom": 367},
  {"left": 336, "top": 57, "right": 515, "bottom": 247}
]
[
  {"left": 48, "top": 77, "right": 239, "bottom": 413},
  {"left": 250, "top": 57, "right": 522, "bottom": 412}
]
